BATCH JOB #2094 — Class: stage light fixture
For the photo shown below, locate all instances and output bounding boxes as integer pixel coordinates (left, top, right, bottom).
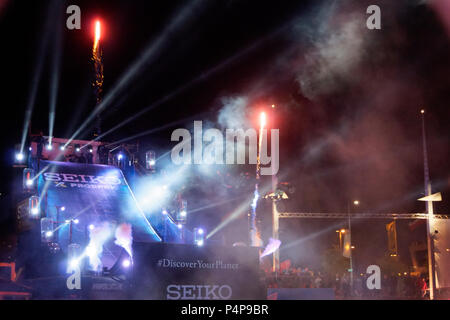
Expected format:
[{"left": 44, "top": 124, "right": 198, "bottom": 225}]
[
  {"left": 46, "top": 144, "right": 53, "bottom": 150},
  {"left": 88, "top": 224, "right": 95, "bottom": 230},
  {"left": 122, "top": 259, "right": 131, "bottom": 268},
  {"left": 23, "top": 168, "right": 36, "bottom": 191},
  {"left": 40, "top": 218, "right": 53, "bottom": 242},
  {"left": 177, "top": 224, "right": 183, "bottom": 229},
  {"left": 29, "top": 195, "right": 40, "bottom": 217},
  {"left": 162, "top": 209, "right": 168, "bottom": 215},
  {"left": 194, "top": 227, "right": 205, "bottom": 246},
  {"left": 16, "top": 153, "right": 24, "bottom": 161},
  {"left": 146, "top": 150, "right": 156, "bottom": 171},
  {"left": 73, "top": 219, "right": 79, "bottom": 224},
  {"left": 118, "top": 153, "right": 124, "bottom": 160},
  {"left": 60, "top": 145, "right": 65, "bottom": 151},
  {"left": 176, "top": 200, "right": 188, "bottom": 223},
  {"left": 89, "top": 148, "right": 93, "bottom": 153}
]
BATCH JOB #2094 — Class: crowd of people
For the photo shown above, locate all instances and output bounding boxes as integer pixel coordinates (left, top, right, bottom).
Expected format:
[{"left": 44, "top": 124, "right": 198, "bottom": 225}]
[{"left": 262, "top": 265, "right": 429, "bottom": 299}]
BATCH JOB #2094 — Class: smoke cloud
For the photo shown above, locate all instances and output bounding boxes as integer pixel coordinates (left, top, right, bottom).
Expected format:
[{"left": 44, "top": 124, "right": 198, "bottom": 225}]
[
  {"left": 85, "top": 221, "right": 113, "bottom": 271},
  {"left": 260, "top": 238, "right": 282, "bottom": 259},
  {"left": 114, "top": 223, "right": 133, "bottom": 258}
]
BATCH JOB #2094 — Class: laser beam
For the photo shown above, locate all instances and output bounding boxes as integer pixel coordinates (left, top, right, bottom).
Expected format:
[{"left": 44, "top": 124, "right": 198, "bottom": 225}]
[
  {"left": 48, "top": 3, "right": 64, "bottom": 145},
  {"left": 19, "top": 3, "right": 54, "bottom": 153},
  {"left": 104, "top": 112, "right": 210, "bottom": 148}
]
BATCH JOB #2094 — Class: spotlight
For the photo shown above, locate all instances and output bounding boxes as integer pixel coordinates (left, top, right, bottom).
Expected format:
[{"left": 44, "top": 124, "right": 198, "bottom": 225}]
[
  {"left": 76, "top": 147, "right": 80, "bottom": 152},
  {"left": 117, "top": 153, "right": 123, "bottom": 160},
  {"left": 60, "top": 145, "right": 65, "bottom": 151},
  {"left": 29, "top": 195, "right": 40, "bottom": 217},
  {"left": 177, "top": 224, "right": 183, "bottom": 229},
  {"left": 145, "top": 150, "right": 156, "bottom": 170},
  {"left": 65, "top": 219, "right": 71, "bottom": 223},
  {"left": 176, "top": 200, "right": 188, "bottom": 222},
  {"left": 88, "top": 224, "right": 95, "bottom": 230},
  {"left": 23, "top": 168, "right": 36, "bottom": 191},
  {"left": 46, "top": 144, "right": 53, "bottom": 150},
  {"left": 89, "top": 148, "right": 93, "bottom": 153},
  {"left": 61, "top": 206, "right": 66, "bottom": 211},
  {"left": 73, "top": 219, "right": 79, "bottom": 224},
  {"left": 16, "top": 153, "right": 24, "bottom": 161},
  {"left": 29, "top": 147, "right": 32, "bottom": 151},
  {"left": 162, "top": 209, "right": 168, "bottom": 215},
  {"left": 122, "top": 259, "right": 131, "bottom": 268},
  {"left": 40, "top": 218, "right": 53, "bottom": 242},
  {"left": 194, "top": 227, "right": 205, "bottom": 246}
]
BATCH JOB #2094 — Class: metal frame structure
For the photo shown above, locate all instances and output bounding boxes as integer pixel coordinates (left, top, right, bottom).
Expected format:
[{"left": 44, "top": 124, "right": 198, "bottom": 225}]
[
  {"left": 271, "top": 207, "right": 449, "bottom": 272},
  {"left": 277, "top": 212, "right": 450, "bottom": 219}
]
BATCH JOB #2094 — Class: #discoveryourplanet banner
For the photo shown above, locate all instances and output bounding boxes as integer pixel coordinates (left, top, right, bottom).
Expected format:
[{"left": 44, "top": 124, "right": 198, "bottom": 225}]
[{"left": 130, "top": 242, "right": 264, "bottom": 300}]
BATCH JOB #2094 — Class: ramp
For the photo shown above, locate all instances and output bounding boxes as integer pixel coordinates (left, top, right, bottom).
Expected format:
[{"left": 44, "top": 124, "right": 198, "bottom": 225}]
[{"left": 36, "top": 160, "right": 161, "bottom": 254}]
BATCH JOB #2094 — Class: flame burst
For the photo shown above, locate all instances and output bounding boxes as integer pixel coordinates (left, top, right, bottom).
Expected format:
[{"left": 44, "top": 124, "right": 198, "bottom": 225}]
[{"left": 92, "top": 20, "right": 103, "bottom": 104}]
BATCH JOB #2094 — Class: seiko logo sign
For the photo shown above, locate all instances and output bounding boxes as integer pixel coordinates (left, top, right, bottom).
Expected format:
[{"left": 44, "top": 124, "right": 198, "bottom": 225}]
[
  {"left": 43, "top": 172, "right": 121, "bottom": 185},
  {"left": 166, "top": 284, "right": 232, "bottom": 300}
]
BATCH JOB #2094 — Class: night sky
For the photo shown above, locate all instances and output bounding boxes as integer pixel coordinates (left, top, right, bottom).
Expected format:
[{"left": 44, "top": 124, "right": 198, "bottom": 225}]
[{"left": 0, "top": 0, "right": 449, "bottom": 270}]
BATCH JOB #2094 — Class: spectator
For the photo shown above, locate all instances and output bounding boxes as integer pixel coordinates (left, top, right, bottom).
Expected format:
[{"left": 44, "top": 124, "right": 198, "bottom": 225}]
[
  {"left": 418, "top": 277, "right": 427, "bottom": 299},
  {"left": 314, "top": 275, "right": 323, "bottom": 288}
]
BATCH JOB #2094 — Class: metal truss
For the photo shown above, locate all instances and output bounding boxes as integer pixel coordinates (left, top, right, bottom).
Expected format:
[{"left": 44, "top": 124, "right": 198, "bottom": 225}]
[{"left": 277, "top": 212, "right": 450, "bottom": 220}]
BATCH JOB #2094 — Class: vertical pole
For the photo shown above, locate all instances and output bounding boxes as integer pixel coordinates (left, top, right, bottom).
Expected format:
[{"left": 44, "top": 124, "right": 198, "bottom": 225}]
[
  {"left": 421, "top": 109, "right": 436, "bottom": 300},
  {"left": 348, "top": 208, "right": 353, "bottom": 294},
  {"left": 272, "top": 174, "right": 279, "bottom": 272}
]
